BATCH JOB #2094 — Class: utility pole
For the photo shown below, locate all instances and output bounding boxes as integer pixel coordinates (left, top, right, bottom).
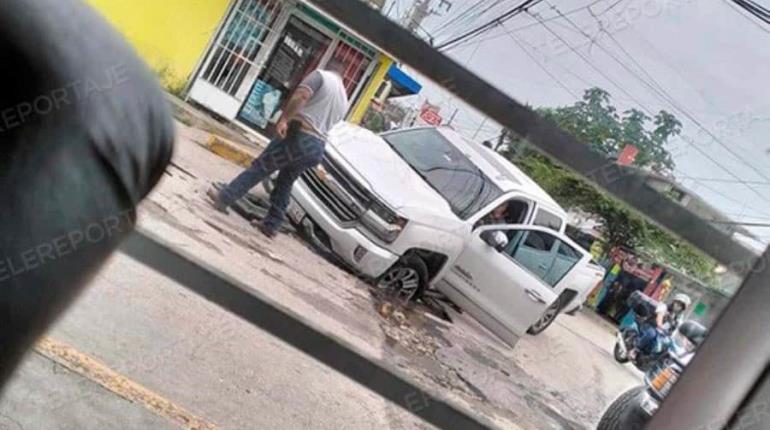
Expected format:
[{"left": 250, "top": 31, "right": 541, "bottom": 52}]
[
  {"left": 405, "top": 0, "right": 431, "bottom": 32},
  {"left": 404, "top": 0, "right": 452, "bottom": 33},
  {"left": 445, "top": 107, "right": 459, "bottom": 126},
  {"left": 472, "top": 117, "right": 488, "bottom": 140}
]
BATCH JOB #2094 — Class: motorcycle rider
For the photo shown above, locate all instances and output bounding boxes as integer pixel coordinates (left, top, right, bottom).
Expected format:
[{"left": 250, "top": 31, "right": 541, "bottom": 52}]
[{"left": 633, "top": 293, "right": 692, "bottom": 359}]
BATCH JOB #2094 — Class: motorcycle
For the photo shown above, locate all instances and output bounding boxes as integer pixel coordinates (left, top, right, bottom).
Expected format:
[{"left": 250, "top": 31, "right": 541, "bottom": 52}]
[
  {"left": 613, "top": 292, "right": 681, "bottom": 371},
  {"left": 599, "top": 320, "right": 707, "bottom": 430},
  {"left": 613, "top": 313, "right": 681, "bottom": 372}
]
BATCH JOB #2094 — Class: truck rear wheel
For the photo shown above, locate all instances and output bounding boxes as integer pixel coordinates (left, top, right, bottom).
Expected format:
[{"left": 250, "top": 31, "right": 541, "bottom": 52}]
[
  {"left": 597, "top": 386, "right": 649, "bottom": 430},
  {"left": 376, "top": 255, "right": 429, "bottom": 303},
  {"left": 527, "top": 296, "right": 562, "bottom": 335}
]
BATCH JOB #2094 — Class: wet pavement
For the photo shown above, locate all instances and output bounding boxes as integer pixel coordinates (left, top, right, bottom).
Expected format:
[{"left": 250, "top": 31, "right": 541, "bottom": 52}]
[{"left": 0, "top": 121, "right": 640, "bottom": 429}]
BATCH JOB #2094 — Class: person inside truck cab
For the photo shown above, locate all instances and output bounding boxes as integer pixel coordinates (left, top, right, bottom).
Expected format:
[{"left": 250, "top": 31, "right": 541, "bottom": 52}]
[
  {"left": 476, "top": 200, "right": 530, "bottom": 228},
  {"left": 476, "top": 200, "right": 529, "bottom": 250}
]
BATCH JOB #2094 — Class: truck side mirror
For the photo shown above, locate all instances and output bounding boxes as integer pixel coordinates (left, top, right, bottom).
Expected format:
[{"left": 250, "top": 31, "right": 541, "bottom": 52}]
[{"left": 481, "top": 230, "right": 508, "bottom": 251}]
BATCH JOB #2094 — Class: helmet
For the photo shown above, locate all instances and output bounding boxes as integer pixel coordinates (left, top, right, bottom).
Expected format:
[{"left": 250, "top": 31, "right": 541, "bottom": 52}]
[
  {"left": 677, "top": 320, "right": 707, "bottom": 346},
  {"left": 672, "top": 293, "right": 692, "bottom": 308}
]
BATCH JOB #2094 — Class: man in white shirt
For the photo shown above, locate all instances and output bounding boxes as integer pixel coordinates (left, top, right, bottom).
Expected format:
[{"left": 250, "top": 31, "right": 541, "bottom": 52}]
[
  {"left": 208, "top": 59, "right": 350, "bottom": 238},
  {"left": 634, "top": 293, "right": 691, "bottom": 357}
]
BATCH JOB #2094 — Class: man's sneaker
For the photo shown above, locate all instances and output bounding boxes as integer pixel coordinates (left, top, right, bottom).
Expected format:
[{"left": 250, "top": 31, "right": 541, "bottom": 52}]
[
  {"left": 206, "top": 188, "right": 229, "bottom": 214},
  {"left": 252, "top": 220, "right": 277, "bottom": 239}
]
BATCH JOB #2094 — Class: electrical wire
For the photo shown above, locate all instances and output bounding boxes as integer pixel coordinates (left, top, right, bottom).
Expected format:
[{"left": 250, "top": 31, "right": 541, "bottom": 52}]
[
  {"left": 678, "top": 176, "right": 770, "bottom": 186},
  {"left": 725, "top": 0, "right": 770, "bottom": 33},
  {"left": 544, "top": 2, "right": 770, "bottom": 205},
  {"left": 432, "top": 0, "right": 492, "bottom": 35},
  {"left": 435, "top": 0, "right": 542, "bottom": 51},
  {"left": 507, "top": 31, "right": 579, "bottom": 98},
  {"left": 527, "top": 10, "right": 653, "bottom": 112},
  {"left": 435, "top": 0, "right": 511, "bottom": 38},
  {"left": 443, "top": 0, "right": 606, "bottom": 51},
  {"left": 732, "top": 0, "right": 770, "bottom": 23},
  {"left": 681, "top": 177, "right": 769, "bottom": 217},
  {"left": 594, "top": 0, "right": 626, "bottom": 16}
]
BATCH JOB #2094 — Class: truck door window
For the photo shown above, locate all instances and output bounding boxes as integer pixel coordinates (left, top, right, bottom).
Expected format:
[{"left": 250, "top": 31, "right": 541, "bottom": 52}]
[
  {"left": 542, "top": 242, "right": 582, "bottom": 286},
  {"left": 505, "top": 230, "right": 558, "bottom": 281},
  {"left": 474, "top": 199, "right": 530, "bottom": 230},
  {"left": 533, "top": 209, "right": 563, "bottom": 232}
]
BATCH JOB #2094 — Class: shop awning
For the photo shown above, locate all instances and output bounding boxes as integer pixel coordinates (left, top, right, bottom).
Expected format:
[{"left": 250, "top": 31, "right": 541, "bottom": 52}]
[{"left": 387, "top": 64, "right": 421, "bottom": 96}]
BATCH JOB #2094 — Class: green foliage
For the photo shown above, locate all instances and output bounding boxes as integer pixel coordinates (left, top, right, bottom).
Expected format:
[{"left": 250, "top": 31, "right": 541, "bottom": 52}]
[
  {"left": 502, "top": 88, "right": 714, "bottom": 283},
  {"left": 515, "top": 153, "right": 647, "bottom": 252},
  {"left": 538, "top": 88, "right": 681, "bottom": 172}
]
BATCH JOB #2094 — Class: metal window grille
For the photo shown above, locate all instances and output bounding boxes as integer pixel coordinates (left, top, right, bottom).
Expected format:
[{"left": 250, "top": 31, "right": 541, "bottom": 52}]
[
  {"left": 201, "top": 0, "right": 284, "bottom": 96},
  {"left": 331, "top": 37, "right": 374, "bottom": 96}
]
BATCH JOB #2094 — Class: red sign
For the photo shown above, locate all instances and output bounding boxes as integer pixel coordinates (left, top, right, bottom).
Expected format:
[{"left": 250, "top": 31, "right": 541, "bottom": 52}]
[
  {"left": 617, "top": 144, "right": 639, "bottom": 166},
  {"left": 419, "top": 106, "right": 442, "bottom": 126}
]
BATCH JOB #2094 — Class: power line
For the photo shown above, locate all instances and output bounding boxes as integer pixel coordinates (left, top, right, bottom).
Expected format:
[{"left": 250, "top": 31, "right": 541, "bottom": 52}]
[
  {"left": 443, "top": 0, "right": 606, "bottom": 51},
  {"left": 526, "top": 9, "right": 656, "bottom": 112},
  {"left": 682, "top": 178, "right": 770, "bottom": 217},
  {"left": 595, "top": 0, "right": 625, "bottom": 15},
  {"left": 512, "top": 31, "right": 595, "bottom": 89},
  {"left": 435, "top": 0, "right": 511, "bottom": 38},
  {"left": 731, "top": 0, "right": 770, "bottom": 24},
  {"left": 725, "top": 0, "right": 770, "bottom": 33},
  {"left": 545, "top": 2, "right": 770, "bottom": 205},
  {"left": 435, "top": 0, "right": 541, "bottom": 50},
  {"left": 507, "top": 31, "right": 579, "bottom": 98},
  {"left": 678, "top": 176, "right": 770, "bottom": 186},
  {"left": 432, "top": 0, "right": 491, "bottom": 35}
]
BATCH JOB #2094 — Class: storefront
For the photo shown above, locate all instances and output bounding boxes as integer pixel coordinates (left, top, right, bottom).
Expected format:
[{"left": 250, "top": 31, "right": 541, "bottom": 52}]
[{"left": 187, "top": 0, "right": 384, "bottom": 137}]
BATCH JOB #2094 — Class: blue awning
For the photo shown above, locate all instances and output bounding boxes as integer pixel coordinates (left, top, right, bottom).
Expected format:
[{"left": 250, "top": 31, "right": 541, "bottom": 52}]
[{"left": 387, "top": 64, "right": 421, "bottom": 96}]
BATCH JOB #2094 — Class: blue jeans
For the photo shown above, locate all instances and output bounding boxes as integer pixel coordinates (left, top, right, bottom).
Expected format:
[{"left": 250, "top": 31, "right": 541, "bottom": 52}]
[
  {"left": 637, "top": 323, "right": 659, "bottom": 355},
  {"left": 218, "top": 132, "right": 324, "bottom": 233}
]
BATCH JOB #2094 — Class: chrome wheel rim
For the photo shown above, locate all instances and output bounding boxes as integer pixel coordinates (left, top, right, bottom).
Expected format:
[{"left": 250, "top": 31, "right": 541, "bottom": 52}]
[
  {"left": 531, "top": 301, "right": 559, "bottom": 332},
  {"left": 378, "top": 267, "right": 420, "bottom": 301}
]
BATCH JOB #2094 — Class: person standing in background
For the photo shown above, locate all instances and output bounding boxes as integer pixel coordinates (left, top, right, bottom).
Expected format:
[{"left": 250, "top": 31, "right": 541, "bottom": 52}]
[
  {"left": 208, "top": 59, "right": 350, "bottom": 238},
  {"left": 588, "top": 254, "right": 624, "bottom": 309}
]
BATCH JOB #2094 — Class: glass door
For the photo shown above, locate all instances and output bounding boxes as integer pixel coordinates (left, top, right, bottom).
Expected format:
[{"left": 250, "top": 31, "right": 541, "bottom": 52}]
[{"left": 237, "top": 17, "right": 332, "bottom": 133}]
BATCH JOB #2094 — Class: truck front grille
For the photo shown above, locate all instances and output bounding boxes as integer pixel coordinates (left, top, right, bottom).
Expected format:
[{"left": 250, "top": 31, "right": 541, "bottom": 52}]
[{"left": 301, "top": 154, "right": 370, "bottom": 223}]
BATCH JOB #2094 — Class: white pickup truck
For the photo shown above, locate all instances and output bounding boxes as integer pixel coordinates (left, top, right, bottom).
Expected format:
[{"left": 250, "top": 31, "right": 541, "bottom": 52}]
[{"left": 284, "top": 124, "right": 605, "bottom": 344}]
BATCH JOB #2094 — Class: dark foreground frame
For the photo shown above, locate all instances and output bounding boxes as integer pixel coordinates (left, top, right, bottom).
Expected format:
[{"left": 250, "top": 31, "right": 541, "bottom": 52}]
[{"left": 1, "top": 0, "right": 763, "bottom": 428}]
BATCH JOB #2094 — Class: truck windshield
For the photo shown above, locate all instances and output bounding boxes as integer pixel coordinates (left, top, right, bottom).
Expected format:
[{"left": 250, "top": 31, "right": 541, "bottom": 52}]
[{"left": 383, "top": 128, "right": 503, "bottom": 219}]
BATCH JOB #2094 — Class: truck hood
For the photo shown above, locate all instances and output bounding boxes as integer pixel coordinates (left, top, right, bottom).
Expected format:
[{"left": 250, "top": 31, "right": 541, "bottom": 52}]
[{"left": 327, "top": 124, "right": 454, "bottom": 217}]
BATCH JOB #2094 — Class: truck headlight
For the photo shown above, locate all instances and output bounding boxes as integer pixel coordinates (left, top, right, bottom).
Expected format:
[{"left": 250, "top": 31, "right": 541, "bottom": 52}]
[{"left": 359, "top": 202, "right": 408, "bottom": 243}]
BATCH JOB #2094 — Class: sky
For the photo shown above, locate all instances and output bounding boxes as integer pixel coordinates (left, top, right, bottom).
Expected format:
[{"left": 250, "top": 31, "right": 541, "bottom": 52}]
[{"left": 382, "top": 0, "right": 770, "bottom": 249}]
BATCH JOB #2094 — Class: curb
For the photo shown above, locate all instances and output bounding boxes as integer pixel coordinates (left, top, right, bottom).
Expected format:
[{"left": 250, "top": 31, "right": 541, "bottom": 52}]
[{"left": 205, "top": 135, "right": 257, "bottom": 168}]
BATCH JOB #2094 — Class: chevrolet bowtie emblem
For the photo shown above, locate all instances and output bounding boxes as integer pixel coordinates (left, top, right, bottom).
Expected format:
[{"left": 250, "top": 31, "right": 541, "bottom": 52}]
[{"left": 315, "top": 165, "right": 329, "bottom": 182}]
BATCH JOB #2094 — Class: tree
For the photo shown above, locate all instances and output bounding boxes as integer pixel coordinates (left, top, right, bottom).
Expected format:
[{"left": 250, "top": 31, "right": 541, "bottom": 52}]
[
  {"left": 501, "top": 88, "right": 716, "bottom": 284},
  {"left": 538, "top": 87, "right": 681, "bottom": 172},
  {"left": 514, "top": 152, "right": 647, "bottom": 251}
]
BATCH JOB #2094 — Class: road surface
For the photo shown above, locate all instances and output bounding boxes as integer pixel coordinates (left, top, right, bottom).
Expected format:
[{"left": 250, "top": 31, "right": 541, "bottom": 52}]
[{"left": 0, "top": 122, "right": 640, "bottom": 429}]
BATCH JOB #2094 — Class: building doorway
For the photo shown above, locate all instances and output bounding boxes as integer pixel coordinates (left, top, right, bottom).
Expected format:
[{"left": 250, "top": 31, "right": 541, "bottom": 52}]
[
  {"left": 188, "top": 0, "right": 288, "bottom": 118},
  {"left": 237, "top": 16, "right": 331, "bottom": 133}
]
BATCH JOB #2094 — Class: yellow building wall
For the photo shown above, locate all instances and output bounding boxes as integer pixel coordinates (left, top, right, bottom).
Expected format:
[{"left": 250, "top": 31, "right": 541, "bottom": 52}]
[
  {"left": 87, "top": 0, "right": 231, "bottom": 93},
  {"left": 348, "top": 54, "right": 394, "bottom": 124}
]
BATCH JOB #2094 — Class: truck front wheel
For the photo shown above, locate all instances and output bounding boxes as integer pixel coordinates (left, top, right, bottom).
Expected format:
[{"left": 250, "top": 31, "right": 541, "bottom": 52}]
[
  {"left": 597, "top": 386, "right": 649, "bottom": 430},
  {"left": 376, "top": 255, "right": 429, "bottom": 303}
]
